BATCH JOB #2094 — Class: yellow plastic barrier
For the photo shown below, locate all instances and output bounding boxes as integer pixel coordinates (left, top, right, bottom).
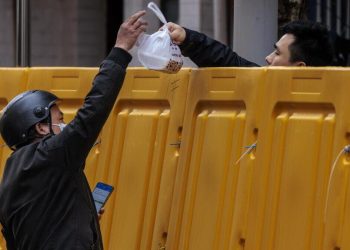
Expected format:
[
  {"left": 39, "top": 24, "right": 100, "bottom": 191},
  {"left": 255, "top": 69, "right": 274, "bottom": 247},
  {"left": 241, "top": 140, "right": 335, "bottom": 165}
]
[
  {"left": 0, "top": 67, "right": 191, "bottom": 250},
  {"left": 0, "top": 69, "right": 27, "bottom": 182},
  {"left": 166, "top": 68, "right": 264, "bottom": 250},
  {"left": 102, "top": 68, "right": 191, "bottom": 249},
  {"left": 2, "top": 67, "right": 350, "bottom": 250},
  {"left": 0, "top": 68, "right": 28, "bottom": 250},
  {"left": 246, "top": 67, "right": 350, "bottom": 250}
]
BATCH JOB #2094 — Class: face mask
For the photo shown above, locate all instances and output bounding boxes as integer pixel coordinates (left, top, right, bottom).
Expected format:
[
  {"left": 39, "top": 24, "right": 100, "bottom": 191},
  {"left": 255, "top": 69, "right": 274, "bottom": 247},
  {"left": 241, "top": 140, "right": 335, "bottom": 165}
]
[{"left": 51, "top": 123, "right": 67, "bottom": 132}]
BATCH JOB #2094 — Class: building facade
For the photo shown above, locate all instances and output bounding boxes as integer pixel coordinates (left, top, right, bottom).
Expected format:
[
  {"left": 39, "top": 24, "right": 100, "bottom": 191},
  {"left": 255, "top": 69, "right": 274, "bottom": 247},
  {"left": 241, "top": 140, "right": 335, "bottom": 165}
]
[{"left": 0, "top": 0, "right": 349, "bottom": 67}]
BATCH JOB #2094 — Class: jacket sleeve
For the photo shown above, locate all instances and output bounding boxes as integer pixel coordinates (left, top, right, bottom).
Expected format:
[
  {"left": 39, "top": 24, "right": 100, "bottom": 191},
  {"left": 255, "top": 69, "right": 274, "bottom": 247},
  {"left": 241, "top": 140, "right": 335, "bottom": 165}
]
[
  {"left": 179, "top": 28, "right": 260, "bottom": 67},
  {"left": 1, "top": 225, "right": 16, "bottom": 250},
  {"left": 43, "top": 47, "right": 132, "bottom": 169}
]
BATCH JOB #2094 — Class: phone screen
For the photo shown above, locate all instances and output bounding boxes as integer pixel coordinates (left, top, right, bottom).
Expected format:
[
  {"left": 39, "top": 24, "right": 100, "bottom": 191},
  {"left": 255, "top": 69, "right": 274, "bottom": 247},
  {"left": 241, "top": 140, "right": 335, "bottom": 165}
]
[{"left": 92, "top": 182, "right": 114, "bottom": 213}]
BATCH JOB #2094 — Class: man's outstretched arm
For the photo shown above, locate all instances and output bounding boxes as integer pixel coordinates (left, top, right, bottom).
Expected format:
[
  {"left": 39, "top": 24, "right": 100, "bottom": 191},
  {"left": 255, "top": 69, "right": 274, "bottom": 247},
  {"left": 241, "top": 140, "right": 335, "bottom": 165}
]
[
  {"left": 167, "top": 22, "right": 259, "bottom": 67},
  {"left": 46, "top": 11, "right": 148, "bottom": 167}
]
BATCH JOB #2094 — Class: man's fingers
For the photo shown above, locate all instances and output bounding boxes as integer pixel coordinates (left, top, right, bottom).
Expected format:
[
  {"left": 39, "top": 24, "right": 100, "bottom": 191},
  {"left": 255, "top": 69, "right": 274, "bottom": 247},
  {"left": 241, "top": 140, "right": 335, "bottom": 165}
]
[
  {"left": 115, "top": 10, "right": 149, "bottom": 51},
  {"left": 139, "top": 24, "right": 147, "bottom": 32},
  {"left": 135, "top": 24, "right": 147, "bottom": 35},
  {"left": 127, "top": 10, "right": 146, "bottom": 25},
  {"left": 133, "top": 19, "right": 148, "bottom": 30}
]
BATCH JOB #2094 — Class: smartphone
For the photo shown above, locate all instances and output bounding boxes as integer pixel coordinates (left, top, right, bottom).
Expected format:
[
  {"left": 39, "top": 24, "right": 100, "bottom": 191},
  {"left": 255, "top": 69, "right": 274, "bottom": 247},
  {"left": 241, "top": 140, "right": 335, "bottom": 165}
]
[{"left": 92, "top": 182, "right": 114, "bottom": 213}]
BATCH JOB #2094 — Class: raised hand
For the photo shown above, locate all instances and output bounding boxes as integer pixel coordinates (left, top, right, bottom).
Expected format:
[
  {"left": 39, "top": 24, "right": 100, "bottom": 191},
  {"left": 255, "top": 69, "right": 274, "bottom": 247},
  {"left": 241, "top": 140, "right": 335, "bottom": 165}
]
[{"left": 115, "top": 10, "right": 148, "bottom": 51}]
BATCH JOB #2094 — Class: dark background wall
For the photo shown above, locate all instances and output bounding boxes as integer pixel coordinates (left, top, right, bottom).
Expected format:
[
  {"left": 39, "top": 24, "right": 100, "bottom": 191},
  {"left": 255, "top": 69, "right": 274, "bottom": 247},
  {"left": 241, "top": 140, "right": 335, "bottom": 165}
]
[
  {"left": 0, "top": 0, "right": 116, "bottom": 67},
  {"left": 0, "top": 0, "right": 15, "bottom": 66},
  {"left": 0, "top": 0, "right": 349, "bottom": 67}
]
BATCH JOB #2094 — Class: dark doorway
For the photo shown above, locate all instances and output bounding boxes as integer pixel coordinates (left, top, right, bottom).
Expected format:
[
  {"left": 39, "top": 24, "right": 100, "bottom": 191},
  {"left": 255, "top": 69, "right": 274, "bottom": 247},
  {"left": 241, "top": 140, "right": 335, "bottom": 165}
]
[{"left": 106, "top": 0, "right": 124, "bottom": 54}]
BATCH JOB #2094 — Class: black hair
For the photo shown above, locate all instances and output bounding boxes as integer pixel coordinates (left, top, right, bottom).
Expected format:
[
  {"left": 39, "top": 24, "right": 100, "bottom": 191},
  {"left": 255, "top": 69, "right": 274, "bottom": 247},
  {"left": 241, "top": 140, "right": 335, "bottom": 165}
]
[{"left": 281, "top": 21, "right": 334, "bottom": 66}]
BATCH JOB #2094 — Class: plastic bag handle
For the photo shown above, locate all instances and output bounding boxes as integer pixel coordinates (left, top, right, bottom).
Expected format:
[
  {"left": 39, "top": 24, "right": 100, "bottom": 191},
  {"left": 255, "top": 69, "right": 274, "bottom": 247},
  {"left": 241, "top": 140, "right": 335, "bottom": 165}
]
[{"left": 147, "top": 2, "right": 167, "bottom": 25}]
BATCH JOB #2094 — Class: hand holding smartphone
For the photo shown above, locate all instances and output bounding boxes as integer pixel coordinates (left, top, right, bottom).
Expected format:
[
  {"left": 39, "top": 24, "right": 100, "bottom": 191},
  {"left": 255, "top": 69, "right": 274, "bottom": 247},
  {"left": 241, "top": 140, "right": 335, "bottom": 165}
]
[{"left": 92, "top": 182, "right": 114, "bottom": 213}]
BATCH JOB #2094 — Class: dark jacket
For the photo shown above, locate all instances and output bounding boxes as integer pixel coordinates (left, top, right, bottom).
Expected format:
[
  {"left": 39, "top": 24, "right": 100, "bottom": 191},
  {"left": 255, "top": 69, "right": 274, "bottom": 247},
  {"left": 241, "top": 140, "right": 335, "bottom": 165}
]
[
  {"left": 0, "top": 47, "right": 131, "bottom": 250},
  {"left": 179, "top": 28, "right": 260, "bottom": 67}
]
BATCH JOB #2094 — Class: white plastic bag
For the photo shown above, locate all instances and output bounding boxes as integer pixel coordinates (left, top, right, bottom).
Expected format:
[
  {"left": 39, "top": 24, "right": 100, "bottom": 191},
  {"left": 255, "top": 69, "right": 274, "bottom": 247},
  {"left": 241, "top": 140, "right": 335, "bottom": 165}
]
[{"left": 137, "top": 2, "right": 183, "bottom": 74}]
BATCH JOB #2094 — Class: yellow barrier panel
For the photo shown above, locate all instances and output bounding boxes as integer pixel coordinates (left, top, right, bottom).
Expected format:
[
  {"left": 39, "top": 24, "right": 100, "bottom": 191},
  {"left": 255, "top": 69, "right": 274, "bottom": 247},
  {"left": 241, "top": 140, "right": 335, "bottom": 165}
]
[
  {"left": 167, "top": 68, "right": 264, "bottom": 250},
  {"left": 99, "top": 68, "right": 190, "bottom": 249},
  {"left": 0, "top": 69, "right": 27, "bottom": 180},
  {"left": 0, "top": 68, "right": 28, "bottom": 250},
  {"left": 245, "top": 68, "right": 350, "bottom": 250},
  {"left": 0, "top": 67, "right": 191, "bottom": 250},
  {"left": 2, "top": 67, "right": 350, "bottom": 250}
]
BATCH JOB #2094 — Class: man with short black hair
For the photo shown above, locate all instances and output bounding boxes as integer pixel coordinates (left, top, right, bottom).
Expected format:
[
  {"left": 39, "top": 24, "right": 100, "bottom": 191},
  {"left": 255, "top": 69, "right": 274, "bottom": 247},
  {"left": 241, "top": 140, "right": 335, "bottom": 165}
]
[{"left": 167, "top": 20, "right": 333, "bottom": 67}]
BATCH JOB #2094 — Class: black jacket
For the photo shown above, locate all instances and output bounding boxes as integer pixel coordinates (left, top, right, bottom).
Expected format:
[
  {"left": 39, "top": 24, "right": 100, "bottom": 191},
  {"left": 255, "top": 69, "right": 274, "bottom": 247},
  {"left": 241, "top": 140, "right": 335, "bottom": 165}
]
[
  {"left": 179, "top": 28, "right": 260, "bottom": 67},
  {"left": 0, "top": 47, "right": 131, "bottom": 250}
]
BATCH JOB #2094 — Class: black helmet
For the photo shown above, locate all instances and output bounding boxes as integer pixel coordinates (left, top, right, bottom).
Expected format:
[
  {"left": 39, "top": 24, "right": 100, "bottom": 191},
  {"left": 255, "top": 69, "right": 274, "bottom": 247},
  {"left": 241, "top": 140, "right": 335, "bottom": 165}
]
[{"left": 0, "top": 90, "right": 58, "bottom": 149}]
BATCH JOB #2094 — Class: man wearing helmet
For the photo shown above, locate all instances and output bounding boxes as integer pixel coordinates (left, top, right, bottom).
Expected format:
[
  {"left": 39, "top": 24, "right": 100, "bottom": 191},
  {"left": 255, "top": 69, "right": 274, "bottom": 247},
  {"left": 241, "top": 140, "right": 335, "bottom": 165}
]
[
  {"left": 0, "top": 90, "right": 62, "bottom": 150},
  {"left": 0, "top": 11, "right": 147, "bottom": 250}
]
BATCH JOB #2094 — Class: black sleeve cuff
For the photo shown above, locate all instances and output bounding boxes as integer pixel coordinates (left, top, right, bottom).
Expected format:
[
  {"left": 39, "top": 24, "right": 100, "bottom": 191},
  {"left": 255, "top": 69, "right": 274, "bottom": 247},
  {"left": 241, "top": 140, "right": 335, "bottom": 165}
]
[
  {"left": 179, "top": 28, "right": 202, "bottom": 55},
  {"left": 181, "top": 28, "right": 192, "bottom": 46},
  {"left": 106, "top": 47, "right": 132, "bottom": 69},
  {"left": 179, "top": 28, "right": 193, "bottom": 50}
]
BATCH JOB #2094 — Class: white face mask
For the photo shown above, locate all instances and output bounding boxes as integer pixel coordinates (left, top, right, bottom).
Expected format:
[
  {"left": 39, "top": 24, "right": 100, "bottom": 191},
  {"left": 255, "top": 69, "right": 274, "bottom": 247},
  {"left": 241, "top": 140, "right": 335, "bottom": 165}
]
[{"left": 51, "top": 123, "right": 67, "bottom": 132}]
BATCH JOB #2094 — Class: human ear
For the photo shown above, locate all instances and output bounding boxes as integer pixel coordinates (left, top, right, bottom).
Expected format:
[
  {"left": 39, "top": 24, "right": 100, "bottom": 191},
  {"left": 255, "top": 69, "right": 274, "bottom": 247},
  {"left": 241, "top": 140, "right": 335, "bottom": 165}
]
[
  {"left": 35, "top": 123, "right": 49, "bottom": 136},
  {"left": 295, "top": 61, "right": 306, "bottom": 66}
]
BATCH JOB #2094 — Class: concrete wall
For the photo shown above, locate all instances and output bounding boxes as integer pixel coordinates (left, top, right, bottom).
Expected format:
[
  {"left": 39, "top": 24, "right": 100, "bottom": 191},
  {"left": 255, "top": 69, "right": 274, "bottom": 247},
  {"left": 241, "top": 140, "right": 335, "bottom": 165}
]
[
  {"left": 234, "top": 0, "right": 278, "bottom": 65},
  {"left": 30, "top": 0, "right": 78, "bottom": 66},
  {"left": 213, "top": 0, "right": 227, "bottom": 44},
  {"left": 0, "top": 1, "right": 15, "bottom": 66},
  {"left": 77, "top": 0, "right": 106, "bottom": 66},
  {"left": 31, "top": 0, "right": 106, "bottom": 66},
  {"left": 0, "top": 0, "right": 106, "bottom": 67},
  {"left": 0, "top": 0, "right": 279, "bottom": 67}
]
